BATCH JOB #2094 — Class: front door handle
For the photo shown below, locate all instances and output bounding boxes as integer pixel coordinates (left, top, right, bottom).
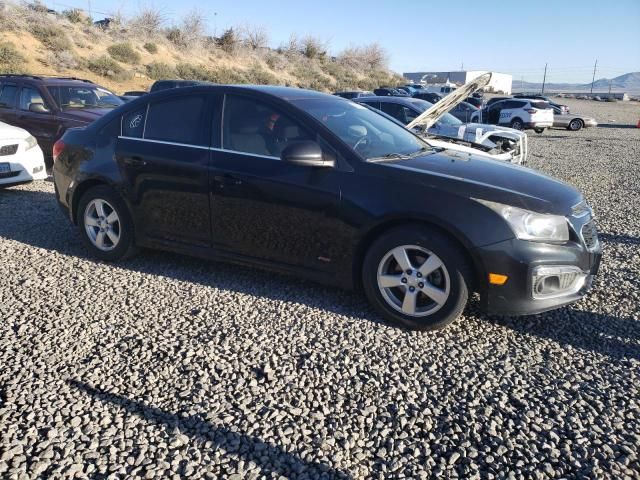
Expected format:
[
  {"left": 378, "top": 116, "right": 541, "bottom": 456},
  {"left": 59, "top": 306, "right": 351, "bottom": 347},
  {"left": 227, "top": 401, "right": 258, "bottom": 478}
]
[
  {"left": 122, "top": 156, "right": 147, "bottom": 167},
  {"left": 213, "top": 174, "right": 242, "bottom": 186}
]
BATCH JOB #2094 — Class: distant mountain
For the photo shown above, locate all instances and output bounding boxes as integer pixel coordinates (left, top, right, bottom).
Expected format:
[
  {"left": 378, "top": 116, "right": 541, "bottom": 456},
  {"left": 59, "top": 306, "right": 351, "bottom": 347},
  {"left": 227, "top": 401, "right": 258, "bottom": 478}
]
[{"left": 512, "top": 72, "right": 640, "bottom": 93}]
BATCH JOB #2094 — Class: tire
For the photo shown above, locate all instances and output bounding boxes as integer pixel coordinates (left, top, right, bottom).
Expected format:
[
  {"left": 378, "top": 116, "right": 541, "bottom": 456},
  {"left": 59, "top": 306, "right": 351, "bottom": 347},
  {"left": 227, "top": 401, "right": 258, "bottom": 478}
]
[
  {"left": 76, "top": 185, "right": 138, "bottom": 261},
  {"left": 534, "top": 127, "right": 545, "bottom": 134},
  {"left": 362, "top": 225, "right": 471, "bottom": 331},
  {"left": 510, "top": 118, "right": 524, "bottom": 130},
  {"left": 568, "top": 119, "right": 583, "bottom": 131}
]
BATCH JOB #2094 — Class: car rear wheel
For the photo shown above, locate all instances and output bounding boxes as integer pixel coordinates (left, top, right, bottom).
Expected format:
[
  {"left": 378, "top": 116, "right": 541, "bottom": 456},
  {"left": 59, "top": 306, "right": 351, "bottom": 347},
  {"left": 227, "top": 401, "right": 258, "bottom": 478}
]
[
  {"left": 362, "top": 225, "right": 471, "bottom": 331},
  {"left": 77, "top": 185, "right": 138, "bottom": 261},
  {"left": 510, "top": 118, "right": 524, "bottom": 130},
  {"left": 568, "top": 119, "right": 584, "bottom": 131}
]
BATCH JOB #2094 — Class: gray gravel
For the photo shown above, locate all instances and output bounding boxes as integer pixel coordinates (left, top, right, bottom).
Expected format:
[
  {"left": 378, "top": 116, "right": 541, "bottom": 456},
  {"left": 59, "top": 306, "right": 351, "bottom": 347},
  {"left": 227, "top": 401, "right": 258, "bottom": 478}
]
[{"left": 1, "top": 99, "right": 639, "bottom": 479}]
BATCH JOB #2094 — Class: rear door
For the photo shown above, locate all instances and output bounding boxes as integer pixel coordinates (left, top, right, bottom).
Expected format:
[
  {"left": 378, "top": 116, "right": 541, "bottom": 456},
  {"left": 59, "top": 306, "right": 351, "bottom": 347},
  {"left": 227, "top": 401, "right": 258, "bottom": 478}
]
[
  {"left": 115, "top": 93, "right": 216, "bottom": 247},
  {"left": 0, "top": 82, "right": 19, "bottom": 126},
  {"left": 14, "top": 85, "right": 59, "bottom": 158}
]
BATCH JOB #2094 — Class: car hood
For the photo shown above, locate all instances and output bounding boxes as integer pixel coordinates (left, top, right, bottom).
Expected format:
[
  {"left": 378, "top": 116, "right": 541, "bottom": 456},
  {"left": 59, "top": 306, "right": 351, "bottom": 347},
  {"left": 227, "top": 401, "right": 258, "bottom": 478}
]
[
  {"left": 373, "top": 150, "right": 582, "bottom": 215},
  {"left": 0, "top": 121, "right": 29, "bottom": 141},
  {"left": 407, "top": 73, "right": 492, "bottom": 131},
  {"left": 57, "top": 108, "right": 115, "bottom": 124}
]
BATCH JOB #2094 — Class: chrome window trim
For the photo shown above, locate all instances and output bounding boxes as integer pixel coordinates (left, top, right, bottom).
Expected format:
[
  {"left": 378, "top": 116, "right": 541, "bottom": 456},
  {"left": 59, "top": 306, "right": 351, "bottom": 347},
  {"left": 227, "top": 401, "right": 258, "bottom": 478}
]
[
  {"left": 118, "top": 136, "right": 210, "bottom": 150},
  {"left": 117, "top": 136, "right": 281, "bottom": 160}
]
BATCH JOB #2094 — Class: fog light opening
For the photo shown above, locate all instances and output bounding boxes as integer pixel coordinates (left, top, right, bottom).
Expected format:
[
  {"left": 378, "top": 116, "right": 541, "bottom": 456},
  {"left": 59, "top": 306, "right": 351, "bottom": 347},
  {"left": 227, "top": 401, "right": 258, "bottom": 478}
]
[{"left": 532, "top": 266, "right": 587, "bottom": 300}]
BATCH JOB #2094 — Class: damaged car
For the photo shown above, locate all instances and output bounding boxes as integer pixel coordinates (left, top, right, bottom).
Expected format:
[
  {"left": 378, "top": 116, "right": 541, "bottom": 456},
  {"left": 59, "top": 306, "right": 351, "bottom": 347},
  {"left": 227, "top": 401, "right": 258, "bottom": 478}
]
[{"left": 356, "top": 73, "right": 528, "bottom": 164}]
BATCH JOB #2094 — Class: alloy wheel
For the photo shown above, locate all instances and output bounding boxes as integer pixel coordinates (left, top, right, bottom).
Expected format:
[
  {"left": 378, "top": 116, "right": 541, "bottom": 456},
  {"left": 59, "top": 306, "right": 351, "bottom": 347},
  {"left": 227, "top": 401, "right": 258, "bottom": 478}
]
[
  {"left": 84, "top": 199, "right": 121, "bottom": 251},
  {"left": 376, "top": 245, "right": 450, "bottom": 317}
]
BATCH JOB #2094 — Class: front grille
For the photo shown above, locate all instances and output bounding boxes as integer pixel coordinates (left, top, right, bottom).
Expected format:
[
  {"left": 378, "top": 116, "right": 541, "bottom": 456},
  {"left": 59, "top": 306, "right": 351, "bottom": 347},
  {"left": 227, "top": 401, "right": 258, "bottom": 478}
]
[
  {"left": 0, "top": 144, "right": 18, "bottom": 156},
  {"left": 581, "top": 220, "right": 599, "bottom": 250},
  {"left": 0, "top": 170, "right": 20, "bottom": 179}
]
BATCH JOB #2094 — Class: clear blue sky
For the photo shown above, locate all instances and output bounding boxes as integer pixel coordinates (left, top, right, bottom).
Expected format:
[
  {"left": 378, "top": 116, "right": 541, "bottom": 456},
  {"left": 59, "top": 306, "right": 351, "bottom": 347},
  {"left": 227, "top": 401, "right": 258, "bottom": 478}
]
[{"left": 49, "top": 0, "right": 639, "bottom": 83}]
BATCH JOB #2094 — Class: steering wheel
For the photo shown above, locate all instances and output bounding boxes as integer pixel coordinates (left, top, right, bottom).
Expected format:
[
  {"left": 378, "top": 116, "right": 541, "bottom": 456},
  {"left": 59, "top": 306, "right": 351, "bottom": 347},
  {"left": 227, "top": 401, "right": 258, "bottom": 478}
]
[{"left": 353, "top": 135, "right": 369, "bottom": 152}]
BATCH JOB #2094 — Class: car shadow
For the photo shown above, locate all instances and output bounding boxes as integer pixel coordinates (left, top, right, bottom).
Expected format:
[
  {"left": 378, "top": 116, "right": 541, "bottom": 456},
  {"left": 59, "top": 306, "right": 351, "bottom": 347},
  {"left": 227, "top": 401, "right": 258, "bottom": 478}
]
[
  {"left": 485, "top": 309, "right": 640, "bottom": 361},
  {"left": 2, "top": 187, "right": 638, "bottom": 361},
  {"left": 67, "top": 379, "right": 352, "bottom": 479},
  {"left": 598, "top": 232, "right": 640, "bottom": 245},
  {"left": 597, "top": 124, "right": 638, "bottom": 129}
]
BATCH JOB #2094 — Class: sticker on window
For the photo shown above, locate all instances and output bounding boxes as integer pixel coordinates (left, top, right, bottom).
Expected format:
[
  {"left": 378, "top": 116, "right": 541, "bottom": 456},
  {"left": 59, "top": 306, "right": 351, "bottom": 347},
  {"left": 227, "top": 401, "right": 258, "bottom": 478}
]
[{"left": 122, "top": 108, "right": 146, "bottom": 138}]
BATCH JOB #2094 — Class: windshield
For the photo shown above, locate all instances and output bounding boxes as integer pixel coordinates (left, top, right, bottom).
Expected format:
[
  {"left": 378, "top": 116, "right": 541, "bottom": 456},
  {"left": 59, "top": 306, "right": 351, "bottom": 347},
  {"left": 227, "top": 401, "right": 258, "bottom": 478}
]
[
  {"left": 293, "top": 97, "right": 429, "bottom": 160},
  {"left": 48, "top": 86, "right": 124, "bottom": 109}
]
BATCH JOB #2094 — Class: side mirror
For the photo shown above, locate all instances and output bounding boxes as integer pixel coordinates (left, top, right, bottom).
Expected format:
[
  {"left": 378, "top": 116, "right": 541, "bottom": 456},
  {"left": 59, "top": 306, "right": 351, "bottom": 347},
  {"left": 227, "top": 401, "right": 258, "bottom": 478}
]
[
  {"left": 281, "top": 141, "right": 335, "bottom": 168},
  {"left": 29, "top": 103, "right": 49, "bottom": 113}
]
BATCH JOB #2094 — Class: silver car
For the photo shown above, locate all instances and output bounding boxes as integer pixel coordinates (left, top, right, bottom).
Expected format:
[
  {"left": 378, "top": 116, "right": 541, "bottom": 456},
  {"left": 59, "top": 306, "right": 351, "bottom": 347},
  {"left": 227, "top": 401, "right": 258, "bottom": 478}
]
[{"left": 551, "top": 105, "right": 597, "bottom": 131}]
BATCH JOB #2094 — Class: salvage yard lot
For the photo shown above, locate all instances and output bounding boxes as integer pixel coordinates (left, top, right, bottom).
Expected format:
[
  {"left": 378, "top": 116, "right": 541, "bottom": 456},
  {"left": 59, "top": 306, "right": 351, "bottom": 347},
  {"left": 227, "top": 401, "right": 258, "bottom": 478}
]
[{"left": 1, "top": 99, "right": 639, "bottom": 479}]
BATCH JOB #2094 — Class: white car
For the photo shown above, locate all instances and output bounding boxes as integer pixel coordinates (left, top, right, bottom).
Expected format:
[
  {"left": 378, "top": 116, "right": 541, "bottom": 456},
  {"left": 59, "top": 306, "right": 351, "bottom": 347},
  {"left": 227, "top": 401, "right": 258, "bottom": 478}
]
[
  {"left": 470, "top": 98, "right": 554, "bottom": 133},
  {"left": 0, "top": 122, "right": 47, "bottom": 187}
]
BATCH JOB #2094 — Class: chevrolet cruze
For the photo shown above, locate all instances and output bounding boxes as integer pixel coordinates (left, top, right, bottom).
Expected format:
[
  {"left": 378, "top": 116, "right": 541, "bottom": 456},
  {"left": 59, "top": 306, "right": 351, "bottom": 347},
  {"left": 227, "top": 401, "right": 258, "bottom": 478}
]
[{"left": 52, "top": 86, "right": 602, "bottom": 330}]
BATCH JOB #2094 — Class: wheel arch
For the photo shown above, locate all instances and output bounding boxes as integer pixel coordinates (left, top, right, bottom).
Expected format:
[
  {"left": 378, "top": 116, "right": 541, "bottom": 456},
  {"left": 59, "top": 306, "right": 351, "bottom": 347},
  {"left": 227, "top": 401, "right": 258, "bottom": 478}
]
[
  {"left": 352, "top": 217, "right": 484, "bottom": 292},
  {"left": 71, "top": 177, "right": 130, "bottom": 225}
]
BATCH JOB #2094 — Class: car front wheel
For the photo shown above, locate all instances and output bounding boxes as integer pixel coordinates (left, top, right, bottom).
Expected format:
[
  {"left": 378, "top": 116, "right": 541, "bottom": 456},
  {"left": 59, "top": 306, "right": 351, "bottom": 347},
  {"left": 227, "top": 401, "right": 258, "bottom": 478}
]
[
  {"left": 362, "top": 226, "right": 471, "bottom": 331},
  {"left": 77, "top": 185, "right": 138, "bottom": 261}
]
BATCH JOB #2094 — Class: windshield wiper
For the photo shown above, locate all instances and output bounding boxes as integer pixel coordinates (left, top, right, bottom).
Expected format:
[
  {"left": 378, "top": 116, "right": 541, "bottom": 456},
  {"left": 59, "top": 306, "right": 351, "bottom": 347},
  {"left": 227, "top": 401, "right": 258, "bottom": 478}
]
[{"left": 367, "top": 152, "right": 411, "bottom": 163}]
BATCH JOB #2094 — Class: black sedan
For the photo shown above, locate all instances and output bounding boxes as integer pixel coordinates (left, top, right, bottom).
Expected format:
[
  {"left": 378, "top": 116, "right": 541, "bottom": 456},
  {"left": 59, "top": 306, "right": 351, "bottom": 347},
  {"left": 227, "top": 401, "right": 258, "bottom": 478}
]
[{"left": 52, "top": 85, "right": 601, "bottom": 330}]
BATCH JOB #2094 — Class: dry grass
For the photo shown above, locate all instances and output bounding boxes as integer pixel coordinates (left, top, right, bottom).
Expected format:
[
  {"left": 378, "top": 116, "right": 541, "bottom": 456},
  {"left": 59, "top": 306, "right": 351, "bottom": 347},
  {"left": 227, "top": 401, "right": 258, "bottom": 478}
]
[{"left": 0, "top": 2, "right": 403, "bottom": 93}]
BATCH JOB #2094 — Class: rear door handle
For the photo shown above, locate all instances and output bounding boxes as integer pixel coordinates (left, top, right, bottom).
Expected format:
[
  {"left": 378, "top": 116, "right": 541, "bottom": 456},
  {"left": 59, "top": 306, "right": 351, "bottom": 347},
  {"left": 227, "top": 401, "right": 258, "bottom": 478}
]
[{"left": 122, "top": 156, "right": 147, "bottom": 167}]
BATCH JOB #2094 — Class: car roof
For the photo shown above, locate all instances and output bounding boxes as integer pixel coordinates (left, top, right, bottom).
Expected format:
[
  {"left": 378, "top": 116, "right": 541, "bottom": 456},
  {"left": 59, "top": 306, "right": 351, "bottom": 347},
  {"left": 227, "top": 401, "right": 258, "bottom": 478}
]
[
  {"left": 356, "top": 95, "right": 429, "bottom": 106},
  {"left": 0, "top": 74, "right": 95, "bottom": 86}
]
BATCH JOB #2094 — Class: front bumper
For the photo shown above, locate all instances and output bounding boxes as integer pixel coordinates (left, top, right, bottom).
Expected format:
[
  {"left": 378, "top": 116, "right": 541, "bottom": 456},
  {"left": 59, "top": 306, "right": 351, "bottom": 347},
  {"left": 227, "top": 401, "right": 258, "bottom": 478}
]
[
  {"left": 474, "top": 237, "right": 602, "bottom": 316},
  {"left": 0, "top": 145, "right": 47, "bottom": 186}
]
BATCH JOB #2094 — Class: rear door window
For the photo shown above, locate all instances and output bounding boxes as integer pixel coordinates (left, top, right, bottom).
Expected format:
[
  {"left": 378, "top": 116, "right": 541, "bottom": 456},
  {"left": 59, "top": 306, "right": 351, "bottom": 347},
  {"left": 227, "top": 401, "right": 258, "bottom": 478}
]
[
  {"left": 0, "top": 84, "right": 18, "bottom": 109},
  {"left": 144, "top": 95, "right": 207, "bottom": 146}
]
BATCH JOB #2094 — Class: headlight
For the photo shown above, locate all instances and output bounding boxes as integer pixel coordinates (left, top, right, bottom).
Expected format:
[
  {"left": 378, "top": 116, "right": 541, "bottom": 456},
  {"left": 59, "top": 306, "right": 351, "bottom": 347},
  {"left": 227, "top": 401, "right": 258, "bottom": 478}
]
[
  {"left": 24, "top": 135, "right": 38, "bottom": 151},
  {"left": 477, "top": 199, "right": 569, "bottom": 242}
]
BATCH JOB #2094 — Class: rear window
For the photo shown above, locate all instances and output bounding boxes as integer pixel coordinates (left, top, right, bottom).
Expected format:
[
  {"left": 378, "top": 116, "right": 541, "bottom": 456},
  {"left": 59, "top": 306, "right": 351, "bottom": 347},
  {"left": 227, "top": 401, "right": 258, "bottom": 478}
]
[
  {"left": 145, "top": 95, "right": 206, "bottom": 145},
  {"left": 531, "top": 101, "right": 552, "bottom": 109},
  {"left": 0, "top": 84, "right": 18, "bottom": 109}
]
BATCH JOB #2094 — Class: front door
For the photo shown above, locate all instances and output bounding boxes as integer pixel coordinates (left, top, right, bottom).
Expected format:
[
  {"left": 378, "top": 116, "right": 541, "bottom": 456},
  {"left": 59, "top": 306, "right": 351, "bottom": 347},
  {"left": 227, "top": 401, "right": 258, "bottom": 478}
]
[
  {"left": 114, "top": 93, "right": 215, "bottom": 247},
  {"left": 209, "top": 94, "right": 348, "bottom": 272}
]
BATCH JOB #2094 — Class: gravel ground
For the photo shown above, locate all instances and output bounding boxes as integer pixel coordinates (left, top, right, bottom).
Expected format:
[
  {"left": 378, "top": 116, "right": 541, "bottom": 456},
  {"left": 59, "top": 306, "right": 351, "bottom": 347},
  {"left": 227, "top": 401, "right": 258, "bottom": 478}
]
[{"left": 1, "top": 100, "right": 639, "bottom": 479}]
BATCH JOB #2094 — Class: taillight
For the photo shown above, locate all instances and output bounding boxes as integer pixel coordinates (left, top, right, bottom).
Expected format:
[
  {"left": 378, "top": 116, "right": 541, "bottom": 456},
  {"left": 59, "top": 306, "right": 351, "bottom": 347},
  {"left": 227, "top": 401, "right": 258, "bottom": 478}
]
[{"left": 52, "top": 140, "right": 65, "bottom": 162}]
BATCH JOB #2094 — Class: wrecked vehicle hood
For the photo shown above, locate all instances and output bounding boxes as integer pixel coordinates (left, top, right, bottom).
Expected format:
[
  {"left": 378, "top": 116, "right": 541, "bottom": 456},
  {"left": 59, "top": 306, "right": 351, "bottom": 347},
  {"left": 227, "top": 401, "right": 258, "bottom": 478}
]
[{"left": 407, "top": 72, "right": 492, "bottom": 131}]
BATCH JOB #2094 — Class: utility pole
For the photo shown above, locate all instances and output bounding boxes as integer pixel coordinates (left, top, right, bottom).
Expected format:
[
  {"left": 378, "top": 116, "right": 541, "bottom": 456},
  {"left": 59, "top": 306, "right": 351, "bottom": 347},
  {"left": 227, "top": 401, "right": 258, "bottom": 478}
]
[
  {"left": 590, "top": 59, "right": 598, "bottom": 94},
  {"left": 541, "top": 63, "right": 548, "bottom": 94},
  {"left": 461, "top": 61, "right": 464, "bottom": 70}
]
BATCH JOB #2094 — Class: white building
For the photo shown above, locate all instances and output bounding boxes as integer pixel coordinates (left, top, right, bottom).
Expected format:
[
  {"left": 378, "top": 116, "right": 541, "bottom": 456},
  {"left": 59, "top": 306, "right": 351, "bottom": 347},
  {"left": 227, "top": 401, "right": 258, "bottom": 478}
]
[{"left": 403, "top": 70, "right": 513, "bottom": 94}]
